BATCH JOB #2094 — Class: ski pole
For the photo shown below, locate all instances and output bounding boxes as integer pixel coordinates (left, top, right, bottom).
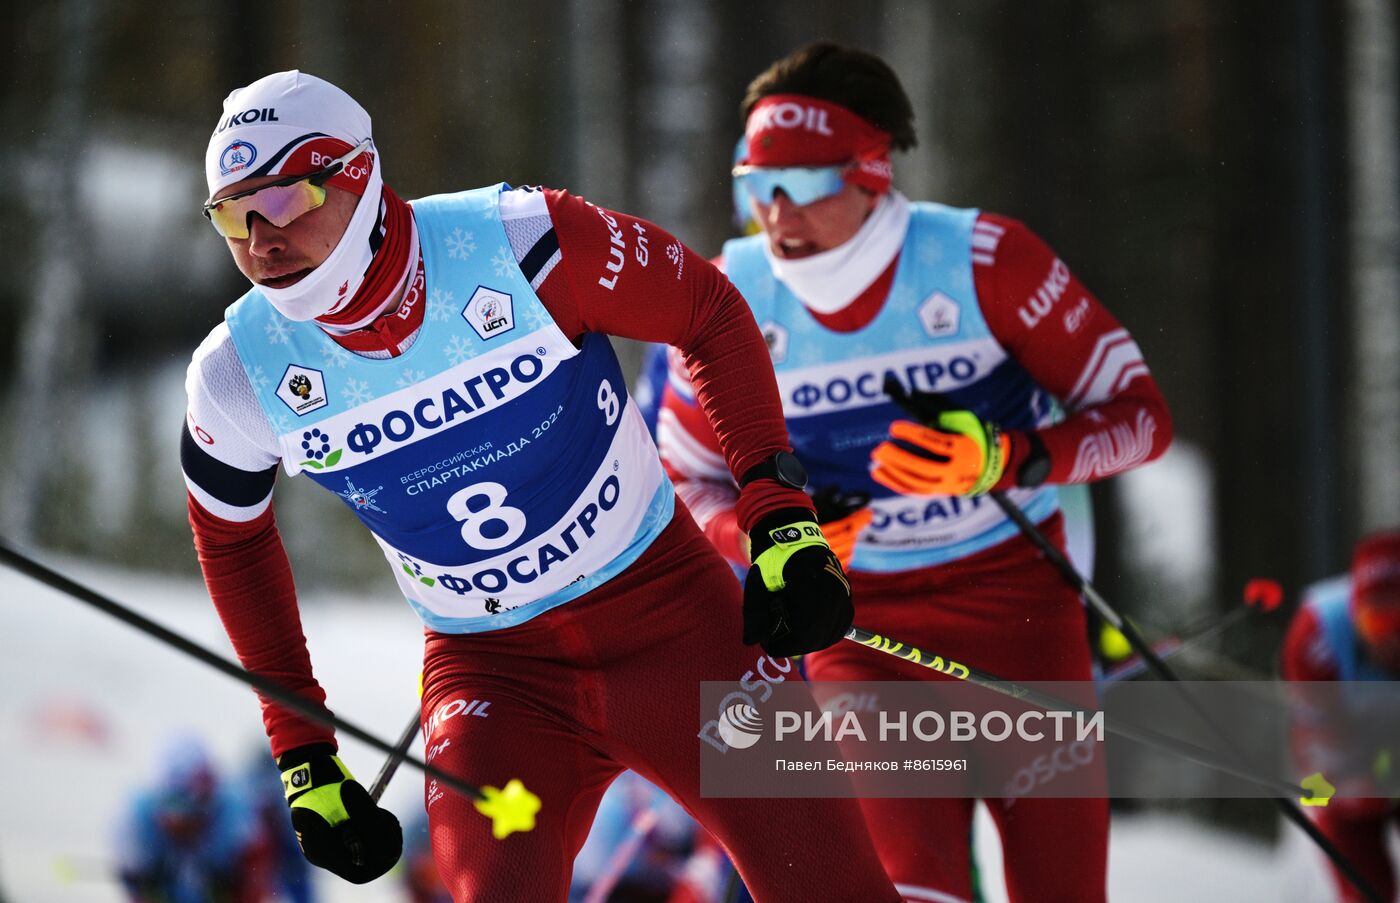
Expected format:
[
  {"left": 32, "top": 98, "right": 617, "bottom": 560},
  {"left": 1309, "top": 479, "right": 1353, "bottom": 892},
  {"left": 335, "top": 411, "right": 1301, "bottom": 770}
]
[
  {"left": 1101, "top": 577, "right": 1282, "bottom": 683},
  {"left": 1099, "top": 634, "right": 1271, "bottom": 683},
  {"left": 880, "top": 380, "right": 1377, "bottom": 899},
  {"left": 581, "top": 800, "right": 663, "bottom": 903},
  {"left": 982, "top": 492, "right": 1381, "bottom": 903},
  {"left": 843, "top": 625, "right": 1318, "bottom": 799},
  {"left": 368, "top": 670, "right": 428, "bottom": 803},
  {"left": 368, "top": 708, "right": 422, "bottom": 803},
  {"left": 0, "top": 539, "right": 540, "bottom": 841},
  {"left": 1101, "top": 636, "right": 1185, "bottom": 683}
]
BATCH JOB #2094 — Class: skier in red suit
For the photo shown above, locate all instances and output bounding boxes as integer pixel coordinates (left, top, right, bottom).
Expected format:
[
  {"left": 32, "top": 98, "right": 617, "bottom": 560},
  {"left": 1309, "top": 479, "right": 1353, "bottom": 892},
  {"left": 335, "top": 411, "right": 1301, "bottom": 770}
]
[
  {"left": 657, "top": 43, "right": 1174, "bottom": 903},
  {"left": 1282, "top": 530, "right": 1400, "bottom": 902},
  {"left": 184, "top": 69, "right": 900, "bottom": 901}
]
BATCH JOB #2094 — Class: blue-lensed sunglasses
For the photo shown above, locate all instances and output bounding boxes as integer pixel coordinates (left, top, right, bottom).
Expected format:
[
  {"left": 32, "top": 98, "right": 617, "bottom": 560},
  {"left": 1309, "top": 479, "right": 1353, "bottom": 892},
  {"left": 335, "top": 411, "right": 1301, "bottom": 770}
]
[{"left": 731, "top": 164, "right": 847, "bottom": 207}]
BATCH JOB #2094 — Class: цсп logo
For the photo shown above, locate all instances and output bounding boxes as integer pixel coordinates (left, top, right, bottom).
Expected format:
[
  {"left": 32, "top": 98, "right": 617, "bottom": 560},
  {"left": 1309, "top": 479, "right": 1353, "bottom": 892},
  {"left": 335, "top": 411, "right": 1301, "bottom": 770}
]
[
  {"left": 462, "top": 286, "right": 515, "bottom": 340},
  {"left": 476, "top": 295, "right": 508, "bottom": 332}
]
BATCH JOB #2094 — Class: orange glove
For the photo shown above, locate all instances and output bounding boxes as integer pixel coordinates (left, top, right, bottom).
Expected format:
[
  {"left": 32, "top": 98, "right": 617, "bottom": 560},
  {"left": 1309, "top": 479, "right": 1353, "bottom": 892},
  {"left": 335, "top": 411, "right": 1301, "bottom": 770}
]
[
  {"left": 820, "top": 509, "right": 874, "bottom": 568},
  {"left": 870, "top": 413, "right": 1010, "bottom": 496}
]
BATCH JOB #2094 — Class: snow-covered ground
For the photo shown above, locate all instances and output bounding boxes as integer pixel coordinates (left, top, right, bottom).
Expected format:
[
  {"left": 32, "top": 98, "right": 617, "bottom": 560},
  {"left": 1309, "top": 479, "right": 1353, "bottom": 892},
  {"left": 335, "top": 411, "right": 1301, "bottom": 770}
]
[{"left": 0, "top": 555, "right": 1365, "bottom": 902}]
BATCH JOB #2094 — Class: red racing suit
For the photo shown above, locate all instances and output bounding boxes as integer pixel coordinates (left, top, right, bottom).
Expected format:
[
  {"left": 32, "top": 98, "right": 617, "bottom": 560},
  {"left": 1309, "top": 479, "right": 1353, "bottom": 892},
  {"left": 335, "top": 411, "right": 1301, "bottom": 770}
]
[
  {"left": 1282, "top": 578, "right": 1400, "bottom": 903},
  {"left": 183, "top": 186, "right": 900, "bottom": 903},
  {"left": 658, "top": 203, "right": 1173, "bottom": 903}
]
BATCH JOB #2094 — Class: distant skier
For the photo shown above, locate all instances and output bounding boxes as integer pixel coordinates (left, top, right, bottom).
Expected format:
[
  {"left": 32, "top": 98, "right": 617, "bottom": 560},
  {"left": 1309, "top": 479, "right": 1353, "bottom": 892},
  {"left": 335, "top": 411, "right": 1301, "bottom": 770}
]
[
  {"left": 400, "top": 813, "right": 450, "bottom": 903},
  {"left": 569, "top": 770, "right": 699, "bottom": 902},
  {"left": 239, "top": 751, "right": 315, "bottom": 903},
  {"left": 115, "top": 737, "right": 260, "bottom": 903},
  {"left": 1282, "top": 529, "right": 1400, "bottom": 902}
]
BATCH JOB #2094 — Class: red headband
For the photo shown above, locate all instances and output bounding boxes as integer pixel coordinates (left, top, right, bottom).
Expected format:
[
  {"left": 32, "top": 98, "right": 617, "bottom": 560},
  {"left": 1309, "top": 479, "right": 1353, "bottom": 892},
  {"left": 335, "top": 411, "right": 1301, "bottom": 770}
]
[
  {"left": 275, "top": 136, "right": 374, "bottom": 197},
  {"left": 743, "top": 94, "right": 893, "bottom": 193},
  {"left": 1353, "top": 530, "right": 1400, "bottom": 612}
]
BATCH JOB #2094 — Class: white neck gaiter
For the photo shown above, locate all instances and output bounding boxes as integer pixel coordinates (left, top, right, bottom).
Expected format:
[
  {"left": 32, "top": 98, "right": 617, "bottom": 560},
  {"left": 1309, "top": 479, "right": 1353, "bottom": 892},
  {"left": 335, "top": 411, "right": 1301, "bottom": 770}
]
[
  {"left": 763, "top": 191, "right": 911, "bottom": 314},
  {"left": 317, "top": 210, "right": 419, "bottom": 334}
]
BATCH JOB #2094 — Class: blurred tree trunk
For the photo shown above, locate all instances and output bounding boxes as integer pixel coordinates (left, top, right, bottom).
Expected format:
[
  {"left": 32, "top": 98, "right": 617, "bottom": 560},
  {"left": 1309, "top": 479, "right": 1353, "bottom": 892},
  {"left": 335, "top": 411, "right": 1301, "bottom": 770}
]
[
  {"left": 1345, "top": 0, "right": 1400, "bottom": 533},
  {"left": 610, "top": 0, "right": 722, "bottom": 379},
  {"left": 878, "top": 2, "right": 936, "bottom": 202},
  {"left": 633, "top": 0, "right": 719, "bottom": 245},
  {"left": 294, "top": 0, "right": 348, "bottom": 85},
  {"left": 1292, "top": 0, "right": 1345, "bottom": 579},
  {"left": 4, "top": 0, "right": 100, "bottom": 545},
  {"left": 1205, "top": 2, "right": 1337, "bottom": 614},
  {"left": 568, "top": 0, "right": 628, "bottom": 206}
]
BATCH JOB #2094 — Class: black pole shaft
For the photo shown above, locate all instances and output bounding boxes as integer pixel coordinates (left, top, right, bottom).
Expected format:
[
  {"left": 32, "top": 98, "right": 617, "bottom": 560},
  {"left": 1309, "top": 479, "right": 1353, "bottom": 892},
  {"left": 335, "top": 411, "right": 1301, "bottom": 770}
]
[
  {"left": 1103, "top": 604, "right": 1258, "bottom": 683},
  {"left": 369, "top": 709, "right": 423, "bottom": 802},
  {"left": 988, "top": 491, "right": 1381, "bottom": 903},
  {"left": 1172, "top": 603, "right": 1254, "bottom": 649},
  {"left": 0, "top": 539, "right": 485, "bottom": 805}
]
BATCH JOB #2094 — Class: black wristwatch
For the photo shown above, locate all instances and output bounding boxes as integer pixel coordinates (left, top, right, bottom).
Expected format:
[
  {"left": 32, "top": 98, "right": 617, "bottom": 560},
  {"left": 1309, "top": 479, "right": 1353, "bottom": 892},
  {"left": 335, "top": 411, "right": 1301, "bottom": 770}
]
[
  {"left": 739, "top": 451, "right": 809, "bottom": 490},
  {"left": 1015, "top": 433, "right": 1052, "bottom": 488}
]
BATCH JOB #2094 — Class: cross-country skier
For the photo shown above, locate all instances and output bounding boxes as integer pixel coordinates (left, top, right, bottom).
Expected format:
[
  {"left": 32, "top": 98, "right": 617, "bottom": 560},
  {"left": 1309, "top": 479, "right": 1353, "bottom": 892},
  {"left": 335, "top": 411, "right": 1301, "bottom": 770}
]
[
  {"left": 656, "top": 43, "right": 1175, "bottom": 903},
  {"left": 238, "top": 749, "right": 316, "bottom": 903},
  {"left": 181, "top": 70, "right": 901, "bottom": 902},
  {"left": 115, "top": 737, "right": 260, "bottom": 903},
  {"left": 1282, "top": 529, "right": 1400, "bottom": 902}
]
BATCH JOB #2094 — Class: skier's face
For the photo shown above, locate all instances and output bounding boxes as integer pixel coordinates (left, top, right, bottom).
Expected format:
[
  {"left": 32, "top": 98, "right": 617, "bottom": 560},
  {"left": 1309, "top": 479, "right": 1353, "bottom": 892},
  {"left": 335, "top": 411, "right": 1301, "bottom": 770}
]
[
  {"left": 751, "top": 182, "right": 878, "bottom": 260},
  {"left": 215, "top": 176, "right": 359, "bottom": 289}
]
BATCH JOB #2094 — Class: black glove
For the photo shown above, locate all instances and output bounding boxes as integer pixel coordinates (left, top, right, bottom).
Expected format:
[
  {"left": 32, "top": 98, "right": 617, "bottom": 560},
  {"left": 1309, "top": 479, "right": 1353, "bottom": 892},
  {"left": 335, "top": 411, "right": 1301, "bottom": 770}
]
[
  {"left": 809, "top": 486, "right": 872, "bottom": 525},
  {"left": 278, "top": 744, "right": 402, "bottom": 884},
  {"left": 744, "top": 508, "right": 855, "bottom": 657},
  {"left": 808, "top": 486, "right": 874, "bottom": 569}
]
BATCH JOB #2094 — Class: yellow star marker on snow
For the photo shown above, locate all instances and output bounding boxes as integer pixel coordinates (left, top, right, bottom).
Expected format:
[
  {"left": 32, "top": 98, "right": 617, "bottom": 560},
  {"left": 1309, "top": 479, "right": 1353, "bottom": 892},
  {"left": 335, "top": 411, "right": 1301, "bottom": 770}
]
[
  {"left": 474, "top": 779, "right": 542, "bottom": 838},
  {"left": 1299, "top": 771, "right": 1335, "bottom": 807}
]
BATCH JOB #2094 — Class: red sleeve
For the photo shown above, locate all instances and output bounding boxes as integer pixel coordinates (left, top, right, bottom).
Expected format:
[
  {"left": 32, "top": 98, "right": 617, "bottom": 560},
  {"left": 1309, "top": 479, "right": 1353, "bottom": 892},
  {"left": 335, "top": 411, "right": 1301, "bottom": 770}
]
[
  {"left": 973, "top": 214, "right": 1174, "bottom": 487},
  {"left": 536, "top": 189, "right": 810, "bottom": 529},
  {"left": 187, "top": 495, "right": 335, "bottom": 757},
  {"left": 648, "top": 255, "right": 749, "bottom": 568},
  {"left": 657, "top": 377, "right": 749, "bottom": 567}
]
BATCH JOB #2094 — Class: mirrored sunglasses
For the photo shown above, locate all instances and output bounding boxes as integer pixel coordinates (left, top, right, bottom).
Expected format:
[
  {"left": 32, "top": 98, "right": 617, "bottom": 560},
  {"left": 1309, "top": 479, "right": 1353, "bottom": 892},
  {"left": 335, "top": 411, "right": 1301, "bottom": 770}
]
[
  {"left": 732, "top": 164, "right": 847, "bottom": 207},
  {"left": 202, "top": 139, "right": 370, "bottom": 239}
]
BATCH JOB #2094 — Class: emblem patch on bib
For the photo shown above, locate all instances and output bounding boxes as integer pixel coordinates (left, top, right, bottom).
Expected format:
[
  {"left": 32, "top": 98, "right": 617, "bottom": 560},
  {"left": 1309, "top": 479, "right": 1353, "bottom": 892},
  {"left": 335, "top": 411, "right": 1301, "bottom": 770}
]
[
  {"left": 277, "top": 364, "right": 329, "bottom": 416},
  {"left": 463, "top": 287, "right": 515, "bottom": 341}
]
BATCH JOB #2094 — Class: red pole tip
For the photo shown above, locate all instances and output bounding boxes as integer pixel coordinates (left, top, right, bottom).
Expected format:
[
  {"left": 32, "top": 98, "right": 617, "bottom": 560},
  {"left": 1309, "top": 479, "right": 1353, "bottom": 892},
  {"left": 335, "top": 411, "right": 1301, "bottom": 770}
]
[{"left": 1243, "top": 577, "right": 1284, "bottom": 611}]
